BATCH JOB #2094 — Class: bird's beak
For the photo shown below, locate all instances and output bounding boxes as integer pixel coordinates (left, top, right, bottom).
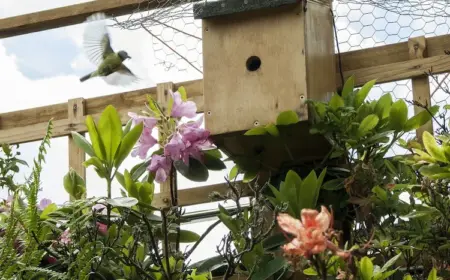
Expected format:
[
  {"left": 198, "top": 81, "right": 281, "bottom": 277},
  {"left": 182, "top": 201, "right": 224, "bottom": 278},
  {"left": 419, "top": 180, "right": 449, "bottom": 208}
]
[{"left": 127, "top": 55, "right": 132, "bottom": 59}]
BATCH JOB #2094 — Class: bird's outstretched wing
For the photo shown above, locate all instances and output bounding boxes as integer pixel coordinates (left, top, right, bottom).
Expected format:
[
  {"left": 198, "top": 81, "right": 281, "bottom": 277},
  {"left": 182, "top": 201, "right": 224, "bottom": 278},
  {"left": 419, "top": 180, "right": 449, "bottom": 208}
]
[
  {"left": 83, "top": 13, "right": 114, "bottom": 66},
  {"left": 102, "top": 64, "right": 142, "bottom": 86}
]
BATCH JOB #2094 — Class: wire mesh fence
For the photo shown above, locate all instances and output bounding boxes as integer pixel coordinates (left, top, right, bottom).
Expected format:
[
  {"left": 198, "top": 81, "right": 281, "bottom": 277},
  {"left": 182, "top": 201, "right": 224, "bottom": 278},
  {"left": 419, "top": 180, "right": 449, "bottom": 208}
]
[{"left": 111, "top": 0, "right": 450, "bottom": 155}]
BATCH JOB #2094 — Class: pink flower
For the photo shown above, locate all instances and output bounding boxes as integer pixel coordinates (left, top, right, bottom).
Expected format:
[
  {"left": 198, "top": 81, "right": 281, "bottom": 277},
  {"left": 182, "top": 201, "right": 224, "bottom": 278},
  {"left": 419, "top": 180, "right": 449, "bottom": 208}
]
[
  {"left": 39, "top": 198, "right": 52, "bottom": 210},
  {"left": 277, "top": 206, "right": 333, "bottom": 258},
  {"left": 96, "top": 222, "right": 108, "bottom": 236},
  {"left": 132, "top": 127, "right": 158, "bottom": 159},
  {"left": 149, "top": 155, "right": 172, "bottom": 183},
  {"left": 47, "top": 256, "right": 57, "bottom": 264},
  {"left": 170, "top": 90, "right": 197, "bottom": 119},
  {"left": 164, "top": 133, "right": 186, "bottom": 162},
  {"left": 128, "top": 112, "right": 158, "bottom": 128},
  {"left": 60, "top": 229, "right": 71, "bottom": 245}
]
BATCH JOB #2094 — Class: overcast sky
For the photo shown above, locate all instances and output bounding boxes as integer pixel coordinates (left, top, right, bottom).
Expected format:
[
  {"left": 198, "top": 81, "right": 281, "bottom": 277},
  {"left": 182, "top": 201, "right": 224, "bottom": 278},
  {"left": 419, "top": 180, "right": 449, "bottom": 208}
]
[{"left": 2, "top": 0, "right": 450, "bottom": 263}]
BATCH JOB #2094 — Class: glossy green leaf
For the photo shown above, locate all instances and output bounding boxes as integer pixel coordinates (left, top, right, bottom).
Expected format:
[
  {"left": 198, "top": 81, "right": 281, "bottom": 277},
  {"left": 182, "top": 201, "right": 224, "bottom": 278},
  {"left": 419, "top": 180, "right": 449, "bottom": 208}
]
[
  {"left": 380, "top": 253, "right": 402, "bottom": 273},
  {"left": 97, "top": 105, "right": 123, "bottom": 162},
  {"left": 401, "top": 208, "right": 438, "bottom": 219},
  {"left": 139, "top": 182, "right": 154, "bottom": 204},
  {"left": 322, "top": 178, "right": 345, "bottom": 190},
  {"left": 63, "top": 168, "right": 86, "bottom": 199},
  {"left": 404, "top": 105, "right": 439, "bottom": 132},
  {"left": 360, "top": 257, "right": 374, "bottom": 280},
  {"left": 427, "top": 268, "right": 437, "bottom": 280},
  {"left": 358, "top": 114, "right": 379, "bottom": 136},
  {"left": 114, "top": 122, "right": 144, "bottom": 168},
  {"left": 218, "top": 212, "right": 239, "bottom": 234},
  {"left": 265, "top": 123, "right": 280, "bottom": 137},
  {"left": 276, "top": 110, "right": 300, "bottom": 126},
  {"left": 203, "top": 153, "right": 226, "bottom": 170},
  {"left": 203, "top": 149, "right": 222, "bottom": 159},
  {"left": 403, "top": 275, "right": 413, "bottom": 280},
  {"left": 375, "top": 94, "right": 392, "bottom": 119},
  {"left": 372, "top": 186, "right": 388, "bottom": 201},
  {"left": 124, "top": 170, "right": 139, "bottom": 199},
  {"left": 355, "top": 79, "right": 376, "bottom": 108},
  {"left": 188, "top": 255, "right": 226, "bottom": 274},
  {"left": 285, "top": 171, "right": 302, "bottom": 205},
  {"left": 262, "top": 232, "right": 288, "bottom": 250},
  {"left": 303, "top": 267, "right": 318, "bottom": 276},
  {"left": 419, "top": 165, "right": 450, "bottom": 179},
  {"left": 244, "top": 127, "right": 267, "bottom": 136},
  {"left": 174, "top": 157, "right": 209, "bottom": 182},
  {"left": 229, "top": 165, "right": 239, "bottom": 180},
  {"left": 106, "top": 197, "right": 138, "bottom": 208},
  {"left": 243, "top": 171, "right": 257, "bottom": 183},
  {"left": 389, "top": 100, "right": 408, "bottom": 131},
  {"left": 251, "top": 257, "right": 286, "bottom": 280},
  {"left": 329, "top": 94, "right": 344, "bottom": 110},
  {"left": 85, "top": 115, "right": 106, "bottom": 160},
  {"left": 298, "top": 170, "right": 318, "bottom": 210},
  {"left": 131, "top": 160, "right": 151, "bottom": 181},
  {"left": 40, "top": 203, "right": 58, "bottom": 220},
  {"left": 123, "top": 119, "right": 133, "bottom": 136},
  {"left": 423, "top": 131, "right": 448, "bottom": 163},
  {"left": 178, "top": 86, "right": 188, "bottom": 101},
  {"left": 342, "top": 76, "right": 355, "bottom": 99},
  {"left": 70, "top": 131, "right": 95, "bottom": 157}
]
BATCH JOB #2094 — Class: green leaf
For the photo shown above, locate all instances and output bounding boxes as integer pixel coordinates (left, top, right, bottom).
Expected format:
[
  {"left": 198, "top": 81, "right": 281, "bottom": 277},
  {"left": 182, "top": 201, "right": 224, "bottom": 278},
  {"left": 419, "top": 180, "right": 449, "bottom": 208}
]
[
  {"left": 243, "top": 171, "right": 257, "bottom": 183},
  {"left": 358, "top": 114, "right": 379, "bottom": 136},
  {"left": 178, "top": 230, "right": 200, "bottom": 243},
  {"left": 123, "top": 119, "right": 133, "bottom": 136},
  {"left": 203, "top": 153, "right": 226, "bottom": 170},
  {"left": 380, "top": 253, "right": 402, "bottom": 273},
  {"left": 70, "top": 131, "right": 95, "bottom": 157},
  {"left": 423, "top": 131, "right": 448, "bottom": 163},
  {"left": 403, "top": 275, "right": 413, "bottom": 280},
  {"left": 178, "top": 86, "right": 188, "bottom": 101},
  {"left": 427, "top": 268, "right": 437, "bottom": 280},
  {"left": 341, "top": 76, "right": 355, "bottom": 99},
  {"left": 204, "top": 149, "right": 222, "bottom": 159},
  {"left": 115, "top": 172, "right": 125, "bottom": 188},
  {"left": 303, "top": 267, "right": 318, "bottom": 276},
  {"left": 262, "top": 232, "right": 288, "bottom": 250},
  {"left": 218, "top": 213, "right": 239, "bottom": 234},
  {"left": 355, "top": 79, "right": 376, "bottom": 107},
  {"left": 401, "top": 208, "right": 438, "bottom": 219},
  {"left": 329, "top": 94, "right": 344, "bottom": 110},
  {"left": 265, "top": 123, "right": 280, "bottom": 136},
  {"left": 419, "top": 165, "right": 450, "bottom": 179},
  {"left": 124, "top": 170, "right": 139, "bottom": 199},
  {"left": 298, "top": 170, "right": 318, "bottom": 210},
  {"left": 174, "top": 157, "right": 209, "bottom": 182},
  {"left": 389, "top": 100, "right": 408, "bottom": 131},
  {"left": 40, "top": 203, "right": 58, "bottom": 220},
  {"left": 404, "top": 105, "right": 439, "bottom": 132},
  {"left": 251, "top": 257, "right": 286, "bottom": 280},
  {"left": 375, "top": 94, "right": 392, "bottom": 119},
  {"left": 131, "top": 160, "right": 151, "bottom": 181},
  {"left": 372, "top": 186, "right": 388, "bottom": 201},
  {"left": 139, "top": 182, "right": 154, "bottom": 204},
  {"left": 85, "top": 115, "right": 106, "bottom": 160},
  {"left": 276, "top": 111, "right": 300, "bottom": 126},
  {"left": 97, "top": 105, "right": 123, "bottom": 162},
  {"left": 244, "top": 127, "right": 267, "bottom": 136},
  {"left": 63, "top": 169, "right": 86, "bottom": 199},
  {"left": 360, "top": 257, "right": 374, "bottom": 280},
  {"left": 147, "top": 95, "right": 161, "bottom": 117},
  {"left": 114, "top": 122, "right": 143, "bottom": 168},
  {"left": 189, "top": 255, "right": 226, "bottom": 274},
  {"left": 229, "top": 165, "right": 239, "bottom": 180},
  {"left": 106, "top": 197, "right": 138, "bottom": 208},
  {"left": 322, "top": 178, "right": 345, "bottom": 190}
]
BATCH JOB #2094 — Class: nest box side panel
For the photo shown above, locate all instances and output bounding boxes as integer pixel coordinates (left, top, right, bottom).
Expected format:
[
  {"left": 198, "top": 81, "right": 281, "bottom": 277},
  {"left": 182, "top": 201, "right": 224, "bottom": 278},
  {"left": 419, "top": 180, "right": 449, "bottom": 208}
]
[
  {"left": 305, "top": 0, "right": 336, "bottom": 101},
  {"left": 202, "top": 5, "right": 307, "bottom": 135}
]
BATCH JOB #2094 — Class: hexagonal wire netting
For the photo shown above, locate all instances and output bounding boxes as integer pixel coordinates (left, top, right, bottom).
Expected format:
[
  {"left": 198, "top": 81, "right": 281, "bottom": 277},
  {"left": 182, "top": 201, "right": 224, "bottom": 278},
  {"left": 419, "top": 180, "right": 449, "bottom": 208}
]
[{"left": 113, "top": 0, "right": 450, "bottom": 156}]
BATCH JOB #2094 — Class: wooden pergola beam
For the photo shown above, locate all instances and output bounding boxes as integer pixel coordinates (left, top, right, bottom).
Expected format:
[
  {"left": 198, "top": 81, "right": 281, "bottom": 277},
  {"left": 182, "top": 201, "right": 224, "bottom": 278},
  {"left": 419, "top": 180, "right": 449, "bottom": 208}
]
[{"left": 0, "top": 0, "right": 197, "bottom": 39}]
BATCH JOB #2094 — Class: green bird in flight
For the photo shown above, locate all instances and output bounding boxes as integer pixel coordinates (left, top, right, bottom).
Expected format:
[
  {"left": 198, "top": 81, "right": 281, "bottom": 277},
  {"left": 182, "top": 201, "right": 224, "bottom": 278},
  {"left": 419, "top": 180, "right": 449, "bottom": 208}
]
[{"left": 80, "top": 12, "right": 139, "bottom": 85}]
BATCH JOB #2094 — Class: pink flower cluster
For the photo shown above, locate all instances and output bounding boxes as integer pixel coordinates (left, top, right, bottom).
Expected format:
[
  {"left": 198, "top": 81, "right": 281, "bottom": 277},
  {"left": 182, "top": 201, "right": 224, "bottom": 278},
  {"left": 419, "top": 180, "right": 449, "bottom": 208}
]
[
  {"left": 277, "top": 206, "right": 351, "bottom": 260},
  {"left": 129, "top": 90, "right": 213, "bottom": 183}
]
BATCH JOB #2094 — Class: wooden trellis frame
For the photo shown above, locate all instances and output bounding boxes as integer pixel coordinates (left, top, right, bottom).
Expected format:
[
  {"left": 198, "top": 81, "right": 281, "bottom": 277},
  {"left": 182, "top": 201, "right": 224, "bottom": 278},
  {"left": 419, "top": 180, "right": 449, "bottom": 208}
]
[{"left": 0, "top": 0, "right": 447, "bottom": 208}]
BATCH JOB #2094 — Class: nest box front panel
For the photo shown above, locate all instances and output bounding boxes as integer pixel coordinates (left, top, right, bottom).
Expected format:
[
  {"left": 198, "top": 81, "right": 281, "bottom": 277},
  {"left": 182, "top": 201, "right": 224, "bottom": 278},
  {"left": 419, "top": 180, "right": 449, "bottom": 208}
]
[{"left": 202, "top": 5, "right": 308, "bottom": 136}]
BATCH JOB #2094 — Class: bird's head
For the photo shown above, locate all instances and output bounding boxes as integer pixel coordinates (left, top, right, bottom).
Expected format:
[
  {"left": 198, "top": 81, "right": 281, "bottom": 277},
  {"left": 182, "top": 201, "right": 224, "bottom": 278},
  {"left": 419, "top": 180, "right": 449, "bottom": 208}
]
[{"left": 118, "top": 50, "right": 131, "bottom": 61}]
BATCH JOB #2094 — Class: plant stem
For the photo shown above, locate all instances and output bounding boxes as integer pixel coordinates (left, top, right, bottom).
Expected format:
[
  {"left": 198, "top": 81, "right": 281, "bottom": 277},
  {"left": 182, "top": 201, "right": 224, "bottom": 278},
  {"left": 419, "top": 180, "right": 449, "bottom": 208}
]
[
  {"left": 162, "top": 210, "right": 172, "bottom": 280},
  {"left": 107, "top": 177, "right": 112, "bottom": 225}
]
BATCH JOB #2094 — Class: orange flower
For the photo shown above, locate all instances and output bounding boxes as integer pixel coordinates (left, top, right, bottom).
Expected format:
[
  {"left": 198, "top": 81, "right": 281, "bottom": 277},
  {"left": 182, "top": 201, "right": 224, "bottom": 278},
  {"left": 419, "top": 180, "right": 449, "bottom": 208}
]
[
  {"left": 277, "top": 206, "right": 331, "bottom": 258},
  {"left": 277, "top": 206, "right": 351, "bottom": 260}
]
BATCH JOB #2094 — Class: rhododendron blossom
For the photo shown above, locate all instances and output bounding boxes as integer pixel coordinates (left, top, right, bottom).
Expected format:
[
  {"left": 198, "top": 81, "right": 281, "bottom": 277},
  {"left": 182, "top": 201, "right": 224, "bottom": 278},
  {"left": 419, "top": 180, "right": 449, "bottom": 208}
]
[
  {"left": 96, "top": 222, "right": 108, "bottom": 236},
  {"left": 170, "top": 90, "right": 197, "bottom": 119},
  {"left": 131, "top": 126, "right": 158, "bottom": 159},
  {"left": 149, "top": 155, "right": 172, "bottom": 183},
  {"left": 38, "top": 198, "right": 52, "bottom": 210},
  {"left": 277, "top": 206, "right": 350, "bottom": 260}
]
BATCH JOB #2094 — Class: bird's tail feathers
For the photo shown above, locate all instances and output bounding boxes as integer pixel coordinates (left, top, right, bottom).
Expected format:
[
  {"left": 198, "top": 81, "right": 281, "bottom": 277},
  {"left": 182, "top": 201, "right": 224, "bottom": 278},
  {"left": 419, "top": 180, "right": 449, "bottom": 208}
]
[
  {"left": 85, "top": 12, "right": 108, "bottom": 23},
  {"left": 80, "top": 72, "right": 94, "bottom": 82}
]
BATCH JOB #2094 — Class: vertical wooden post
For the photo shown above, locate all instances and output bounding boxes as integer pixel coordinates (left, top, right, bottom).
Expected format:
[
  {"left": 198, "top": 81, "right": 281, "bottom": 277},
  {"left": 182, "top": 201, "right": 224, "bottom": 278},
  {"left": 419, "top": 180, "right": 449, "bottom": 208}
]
[
  {"left": 156, "top": 82, "right": 175, "bottom": 207},
  {"left": 68, "top": 98, "right": 86, "bottom": 200},
  {"left": 408, "top": 36, "right": 434, "bottom": 141}
]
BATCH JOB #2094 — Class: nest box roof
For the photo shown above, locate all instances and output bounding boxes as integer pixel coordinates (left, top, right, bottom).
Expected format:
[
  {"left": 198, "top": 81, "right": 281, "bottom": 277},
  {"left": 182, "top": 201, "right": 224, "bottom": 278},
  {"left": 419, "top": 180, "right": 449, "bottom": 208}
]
[{"left": 193, "top": 0, "right": 301, "bottom": 19}]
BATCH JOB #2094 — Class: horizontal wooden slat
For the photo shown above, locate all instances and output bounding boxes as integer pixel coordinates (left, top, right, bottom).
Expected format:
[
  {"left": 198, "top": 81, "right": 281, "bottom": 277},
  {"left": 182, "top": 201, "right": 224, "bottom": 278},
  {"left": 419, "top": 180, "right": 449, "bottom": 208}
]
[
  {"left": 339, "top": 34, "right": 450, "bottom": 73},
  {"left": 0, "top": 79, "right": 203, "bottom": 144},
  {"left": 152, "top": 181, "right": 245, "bottom": 208},
  {"left": 0, "top": 0, "right": 188, "bottom": 39},
  {"left": 342, "top": 54, "right": 450, "bottom": 87}
]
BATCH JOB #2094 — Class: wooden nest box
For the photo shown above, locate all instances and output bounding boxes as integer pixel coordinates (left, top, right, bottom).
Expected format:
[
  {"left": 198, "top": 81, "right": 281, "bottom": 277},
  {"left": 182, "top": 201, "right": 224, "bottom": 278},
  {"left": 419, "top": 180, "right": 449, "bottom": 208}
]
[{"left": 194, "top": 0, "right": 336, "bottom": 173}]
